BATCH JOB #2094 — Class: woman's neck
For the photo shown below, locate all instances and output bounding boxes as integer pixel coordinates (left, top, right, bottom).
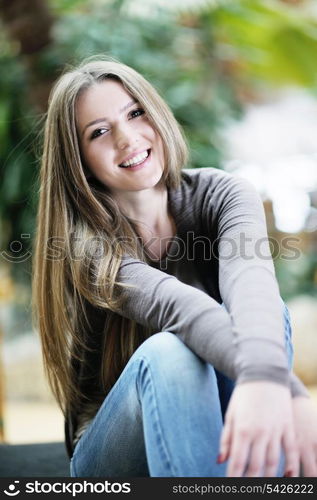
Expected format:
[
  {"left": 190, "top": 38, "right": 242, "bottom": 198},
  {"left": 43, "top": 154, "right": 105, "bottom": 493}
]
[{"left": 113, "top": 181, "right": 171, "bottom": 235}]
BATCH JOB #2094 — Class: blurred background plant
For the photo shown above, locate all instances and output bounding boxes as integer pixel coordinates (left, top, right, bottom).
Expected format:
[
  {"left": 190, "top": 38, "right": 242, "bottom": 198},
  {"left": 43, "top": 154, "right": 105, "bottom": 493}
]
[{"left": 0, "top": 0, "right": 316, "bottom": 444}]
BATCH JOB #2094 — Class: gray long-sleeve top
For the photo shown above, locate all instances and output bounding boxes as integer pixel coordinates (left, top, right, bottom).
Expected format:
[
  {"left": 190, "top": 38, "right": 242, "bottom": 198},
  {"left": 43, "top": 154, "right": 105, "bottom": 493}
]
[
  {"left": 68, "top": 167, "right": 308, "bottom": 456},
  {"left": 116, "top": 167, "right": 307, "bottom": 397}
]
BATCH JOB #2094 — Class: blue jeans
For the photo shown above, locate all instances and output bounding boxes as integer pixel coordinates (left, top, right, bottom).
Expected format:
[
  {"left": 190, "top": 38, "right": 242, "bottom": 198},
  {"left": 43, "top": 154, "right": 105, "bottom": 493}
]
[{"left": 70, "top": 302, "right": 293, "bottom": 477}]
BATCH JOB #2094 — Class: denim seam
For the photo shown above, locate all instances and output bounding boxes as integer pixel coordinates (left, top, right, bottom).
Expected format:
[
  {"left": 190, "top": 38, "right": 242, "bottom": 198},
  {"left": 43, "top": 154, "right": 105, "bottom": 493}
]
[
  {"left": 136, "top": 355, "right": 178, "bottom": 477},
  {"left": 70, "top": 456, "right": 77, "bottom": 477}
]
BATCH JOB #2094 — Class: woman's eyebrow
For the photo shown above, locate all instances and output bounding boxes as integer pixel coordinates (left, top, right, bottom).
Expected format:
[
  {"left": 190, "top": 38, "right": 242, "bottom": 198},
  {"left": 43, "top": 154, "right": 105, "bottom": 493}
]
[{"left": 82, "top": 99, "right": 137, "bottom": 136}]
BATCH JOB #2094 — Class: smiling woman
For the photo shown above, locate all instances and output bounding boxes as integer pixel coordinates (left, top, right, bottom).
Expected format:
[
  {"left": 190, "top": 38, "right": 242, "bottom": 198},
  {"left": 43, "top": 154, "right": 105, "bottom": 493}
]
[
  {"left": 76, "top": 80, "right": 165, "bottom": 194},
  {"left": 32, "top": 57, "right": 317, "bottom": 478}
]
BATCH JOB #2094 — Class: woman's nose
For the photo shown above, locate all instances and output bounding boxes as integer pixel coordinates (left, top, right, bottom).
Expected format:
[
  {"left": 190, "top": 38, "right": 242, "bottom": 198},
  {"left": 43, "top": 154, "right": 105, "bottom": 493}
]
[{"left": 115, "top": 125, "right": 138, "bottom": 150}]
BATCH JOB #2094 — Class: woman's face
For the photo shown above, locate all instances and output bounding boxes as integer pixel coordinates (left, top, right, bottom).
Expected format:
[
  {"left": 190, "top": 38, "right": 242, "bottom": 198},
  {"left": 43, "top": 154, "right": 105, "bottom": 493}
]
[{"left": 76, "top": 79, "right": 165, "bottom": 194}]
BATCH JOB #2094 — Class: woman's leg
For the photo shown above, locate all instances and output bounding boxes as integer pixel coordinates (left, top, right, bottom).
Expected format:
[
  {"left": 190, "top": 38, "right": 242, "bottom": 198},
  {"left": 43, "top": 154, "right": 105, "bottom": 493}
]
[{"left": 70, "top": 332, "right": 226, "bottom": 477}]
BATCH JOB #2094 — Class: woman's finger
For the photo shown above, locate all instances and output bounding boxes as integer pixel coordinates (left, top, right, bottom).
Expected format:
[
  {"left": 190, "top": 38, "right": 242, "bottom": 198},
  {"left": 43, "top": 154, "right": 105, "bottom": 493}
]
[
  {"left": 244, "top": 436, "right": 268, "bottom": 477},
  {"left": 282, "top": 429, "right": 299, "bottom": 477},
  {"left": 300, "top": 449, "right": 317, "bottom": 478},
  {"left": 263, "top": 435, "right": 281, "bottom": 477},
  {"left": 226, "top": 427, "right": 251, "bottom": 477},
  {"left": 219, "top": 414, "right": 232, "bottom": 463}
]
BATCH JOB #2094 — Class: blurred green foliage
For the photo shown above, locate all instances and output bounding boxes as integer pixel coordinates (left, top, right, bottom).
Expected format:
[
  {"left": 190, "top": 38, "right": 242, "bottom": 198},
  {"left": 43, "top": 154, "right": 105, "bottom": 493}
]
[
  {"left": 276, "top": 249, "right": 317, "bottom": 300},
  {"left": 0, "top": 0, "right": 316, "bottom": 297},
  {"left": 212, "top": 0, "right": 317, "bottom": 87}
]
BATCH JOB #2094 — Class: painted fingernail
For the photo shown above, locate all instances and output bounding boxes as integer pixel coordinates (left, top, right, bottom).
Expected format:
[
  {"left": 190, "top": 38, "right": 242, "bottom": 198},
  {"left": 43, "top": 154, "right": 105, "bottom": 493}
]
[
  {"left": 284, "top": 470, "right": 292, "bottom": 477},
  {"left": 217, "top": 454, "right": 224, "bottom": 464}
]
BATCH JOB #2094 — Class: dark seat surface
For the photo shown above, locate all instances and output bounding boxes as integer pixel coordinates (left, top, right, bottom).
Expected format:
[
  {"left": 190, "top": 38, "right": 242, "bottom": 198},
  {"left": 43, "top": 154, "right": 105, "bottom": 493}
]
[{"left": 0, "top": 442, "right": 69, "bottom": 477}]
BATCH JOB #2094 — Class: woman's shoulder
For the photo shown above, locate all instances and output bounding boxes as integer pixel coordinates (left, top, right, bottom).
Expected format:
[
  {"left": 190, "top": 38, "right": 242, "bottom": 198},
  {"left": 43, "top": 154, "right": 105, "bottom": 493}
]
[
  {"left": 176, "top": 167, "right": 264, "bottom": 228},
  {"left": 179, "top": 167, "right": 257, "bottom": 200},
  {"left": 181, "top": 166, "right": 228, "bottom": 182}
]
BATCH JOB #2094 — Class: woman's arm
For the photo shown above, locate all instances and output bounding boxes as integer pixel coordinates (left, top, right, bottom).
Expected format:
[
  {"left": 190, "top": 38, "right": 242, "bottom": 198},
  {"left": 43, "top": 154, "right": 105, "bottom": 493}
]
[
  {"left": 205, "top": 172, "right": 309, "bottom": 397},
  {"left": 205, "top": 172, "right": 289, "bottom": 386},
  {"left": 116, "top": 255, "right": 308, "bottom": 398},
  {"left": 202, "top": 171, "right": 311, "bottom": 476}
]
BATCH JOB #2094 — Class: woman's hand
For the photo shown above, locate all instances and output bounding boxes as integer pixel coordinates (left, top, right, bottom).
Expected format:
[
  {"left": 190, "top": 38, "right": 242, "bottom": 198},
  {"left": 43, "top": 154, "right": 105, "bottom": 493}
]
[
  {"left": 292, "top": 396, "right": 317, "bottom": 477},
  {"left": 219, "top": 381, "right": 299, "bottom": 477}
]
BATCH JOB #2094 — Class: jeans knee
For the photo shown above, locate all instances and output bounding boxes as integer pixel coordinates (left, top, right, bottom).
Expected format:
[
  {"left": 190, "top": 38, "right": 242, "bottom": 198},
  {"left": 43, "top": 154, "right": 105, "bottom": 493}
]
[
  {"left": 139, "top": 332, "right": 197, "bottom": 364},
  {"left": 135, "top": 332, "right": 215, "bottom": 387},
  {"left": 141, "top": 331, "right": 182, "bottom": 353}
]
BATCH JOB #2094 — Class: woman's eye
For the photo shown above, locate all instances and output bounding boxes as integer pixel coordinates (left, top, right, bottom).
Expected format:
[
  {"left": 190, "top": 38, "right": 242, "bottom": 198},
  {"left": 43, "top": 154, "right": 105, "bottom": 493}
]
[
  {"left": 90, "top": 128, "right": 108, "bottom": 140},
  {"left": 129, "top": 108, "right": 145, "bottom": 119}
]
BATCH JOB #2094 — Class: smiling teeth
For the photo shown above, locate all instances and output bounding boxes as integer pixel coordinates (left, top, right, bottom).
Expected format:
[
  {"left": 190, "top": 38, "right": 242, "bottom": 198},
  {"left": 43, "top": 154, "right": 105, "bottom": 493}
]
[{"left": 120, "top": 150, "right": 149, "bottom": 168}]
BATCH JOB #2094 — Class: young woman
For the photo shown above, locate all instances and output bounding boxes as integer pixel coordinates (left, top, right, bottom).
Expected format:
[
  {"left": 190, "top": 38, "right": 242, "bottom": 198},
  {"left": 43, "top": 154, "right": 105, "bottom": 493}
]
[{"left": 32, "top": 57, "right": 317, "bottom": 477}]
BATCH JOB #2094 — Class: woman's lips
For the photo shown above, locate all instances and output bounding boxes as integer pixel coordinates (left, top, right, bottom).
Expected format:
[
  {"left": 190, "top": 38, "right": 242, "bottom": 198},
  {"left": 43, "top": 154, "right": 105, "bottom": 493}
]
[
  {"left": 119, "top": 148, "right": 149, "bottom": 166},
  {"left": 118, "top": 149, "right": 151, "bottom": 170}
]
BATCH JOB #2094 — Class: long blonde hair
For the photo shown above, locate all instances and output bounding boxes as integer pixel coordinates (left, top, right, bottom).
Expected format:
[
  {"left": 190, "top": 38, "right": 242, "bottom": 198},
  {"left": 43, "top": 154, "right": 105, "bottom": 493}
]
[{"left": 32, "top": 57, "right": 188, "bottom": 416}]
